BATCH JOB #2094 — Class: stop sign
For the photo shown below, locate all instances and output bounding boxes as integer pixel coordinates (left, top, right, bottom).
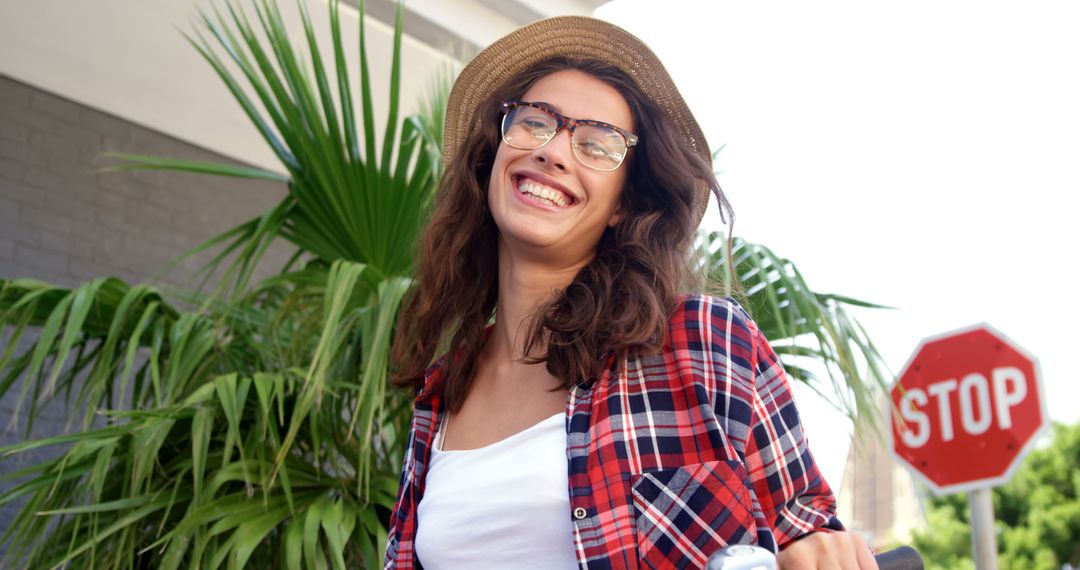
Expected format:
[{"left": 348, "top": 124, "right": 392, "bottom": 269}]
[{"left": 888, "top": 324, "right": 1047, "bottom": 494}]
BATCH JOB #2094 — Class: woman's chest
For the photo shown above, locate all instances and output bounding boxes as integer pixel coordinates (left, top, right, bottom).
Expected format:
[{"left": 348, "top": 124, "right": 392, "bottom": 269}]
[
  {"left": 561, "top": 354, "right": 763, "bottom": 567},
  {"left": 441, "top": 378, "right": 569, "bottom": 451}
]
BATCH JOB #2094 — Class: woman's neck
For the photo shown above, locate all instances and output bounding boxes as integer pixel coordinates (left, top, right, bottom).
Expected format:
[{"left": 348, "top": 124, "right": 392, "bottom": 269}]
[{"left": 488, "top": 242, "right": 591, "bottom": 363}]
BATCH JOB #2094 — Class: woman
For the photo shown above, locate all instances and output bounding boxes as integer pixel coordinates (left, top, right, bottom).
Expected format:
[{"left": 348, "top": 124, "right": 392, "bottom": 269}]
[{"left": 385, "top": 16, "right": 875, "bottom": 570}]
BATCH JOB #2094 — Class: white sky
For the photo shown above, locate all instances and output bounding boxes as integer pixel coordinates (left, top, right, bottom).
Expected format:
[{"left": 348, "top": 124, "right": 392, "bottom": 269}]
[{"left": 595, "top": 0, "right": 1080, "bottom": 489}]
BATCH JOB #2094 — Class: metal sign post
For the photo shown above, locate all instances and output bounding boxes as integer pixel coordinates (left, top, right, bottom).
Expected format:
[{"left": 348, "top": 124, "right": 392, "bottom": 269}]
[{"left": 969, "top": 488, "right": 998, "bottom": 570}]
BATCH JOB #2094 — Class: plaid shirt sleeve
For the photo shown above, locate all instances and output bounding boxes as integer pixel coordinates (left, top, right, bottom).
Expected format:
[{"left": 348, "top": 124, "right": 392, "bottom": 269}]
[
  {"left": 383, "top": 403, "right": 418, "bottom": 569},
  {"left": 726, "top": 301, "right": 843, "bottom": 548},
  {"left": 384, "top": 363, "right": 444, "bottom": 570}
]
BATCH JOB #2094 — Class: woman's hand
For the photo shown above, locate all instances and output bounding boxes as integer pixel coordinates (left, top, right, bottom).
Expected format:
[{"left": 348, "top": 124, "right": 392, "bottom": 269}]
[{"left": 775, "top": 531, "right": 878, "bottom": 570}]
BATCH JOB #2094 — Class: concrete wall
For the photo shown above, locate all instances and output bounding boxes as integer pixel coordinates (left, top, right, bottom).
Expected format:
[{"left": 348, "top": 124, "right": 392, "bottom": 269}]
[
  {"left": 0, "top": 73, "right": 293, "bottom": 539},
  {"left": 0, "top": 1, "right": 457, "bottom": 174},
  {"left": 0, "top": 75, "right": 292, "bottom": 287}
]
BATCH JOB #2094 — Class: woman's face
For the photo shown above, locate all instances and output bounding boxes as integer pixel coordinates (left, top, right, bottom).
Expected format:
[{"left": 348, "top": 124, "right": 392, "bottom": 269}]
[{"left": 487, "top": 69, "right": 633, "bottom": 265}]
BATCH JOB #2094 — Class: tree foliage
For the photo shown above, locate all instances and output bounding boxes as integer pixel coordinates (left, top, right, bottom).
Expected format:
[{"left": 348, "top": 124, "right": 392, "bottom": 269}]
[{"left": 912, "top": 421, "right": 1080, "bottom": 570}]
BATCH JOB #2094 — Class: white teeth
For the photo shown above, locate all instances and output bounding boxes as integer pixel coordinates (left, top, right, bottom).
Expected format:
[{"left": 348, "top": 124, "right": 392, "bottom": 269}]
[{"left": 518, "top": 180, "right": 569, "bottom": 207}]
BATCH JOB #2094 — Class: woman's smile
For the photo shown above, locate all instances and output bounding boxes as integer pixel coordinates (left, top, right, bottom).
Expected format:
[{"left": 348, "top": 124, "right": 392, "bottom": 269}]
[{"left": 512, "top": 172, "right": 577, "bottom": 210}]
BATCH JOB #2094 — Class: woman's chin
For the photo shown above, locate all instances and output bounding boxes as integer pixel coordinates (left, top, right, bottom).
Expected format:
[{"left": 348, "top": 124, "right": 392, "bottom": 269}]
[{"left": 501, "top": 230, "right": 564, "bottom": 252}]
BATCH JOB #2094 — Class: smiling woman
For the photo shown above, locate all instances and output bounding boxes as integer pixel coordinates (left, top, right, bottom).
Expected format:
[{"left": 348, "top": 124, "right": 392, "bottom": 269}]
[{"left": 385, "top": 15, "right": 876, "bottom": 570}]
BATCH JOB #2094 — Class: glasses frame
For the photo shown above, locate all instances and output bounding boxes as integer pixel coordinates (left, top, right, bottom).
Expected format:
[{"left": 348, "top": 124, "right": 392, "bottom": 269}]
[{"left": 499, "top": 100, "right": 639, "bottom": 172}]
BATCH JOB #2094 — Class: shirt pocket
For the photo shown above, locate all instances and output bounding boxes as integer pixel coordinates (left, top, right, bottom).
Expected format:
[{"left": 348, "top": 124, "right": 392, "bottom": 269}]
[{"left": 631, "top": 460, "right": 756, "bottom": 569}]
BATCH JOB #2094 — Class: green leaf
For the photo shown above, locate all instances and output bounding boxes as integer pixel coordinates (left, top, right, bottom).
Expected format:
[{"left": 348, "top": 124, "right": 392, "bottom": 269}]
[
  {"left": 283, "top": 513, "right": 304, "bottom": 570},
  {"left": 100, "top": 152, "right": 289, "bottom": 182},
  {"left": 231, "top": 505, "right": 291, "bottom": 569},
  {"left": 37, "top": 494, "right": 154, "bottom": 516},
  {"left": 320, "top": 499, "right": 348, "bottom": 570},
  {"left": 303, "top": 496, "right": 327, "bottom": 570}
]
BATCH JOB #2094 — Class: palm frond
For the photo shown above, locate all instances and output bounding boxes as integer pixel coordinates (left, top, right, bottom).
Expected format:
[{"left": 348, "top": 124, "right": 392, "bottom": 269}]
[
  {"left": 98, "top": 152, "right": 290, "bottom": 182},
  {"left": 106, "top": 0, "right": 438, "bottom": 297}
]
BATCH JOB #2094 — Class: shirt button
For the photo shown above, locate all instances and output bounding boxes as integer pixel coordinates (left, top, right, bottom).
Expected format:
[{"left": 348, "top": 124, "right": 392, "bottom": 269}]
[{"left": 573, "top": 507, "right": 587, "bottom": 520}]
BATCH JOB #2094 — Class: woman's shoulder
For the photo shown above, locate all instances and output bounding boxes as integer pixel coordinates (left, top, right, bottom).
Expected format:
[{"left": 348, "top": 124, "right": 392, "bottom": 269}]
[
  {"left": 668, "top": 293, "right": 757, "bottom": 332},
  {"left": 663, "top": 294, "right": 763, "bottom": 360}
]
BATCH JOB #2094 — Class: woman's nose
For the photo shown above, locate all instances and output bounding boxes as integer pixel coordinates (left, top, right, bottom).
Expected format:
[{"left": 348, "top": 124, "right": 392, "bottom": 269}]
[{"left": 532, "top": 129, "right": 573, "bottom": 171}]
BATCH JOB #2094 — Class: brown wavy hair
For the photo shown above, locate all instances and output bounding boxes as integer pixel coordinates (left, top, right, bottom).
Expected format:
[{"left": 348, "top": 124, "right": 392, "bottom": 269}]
[{"left": 392, "top": 57, "right": 732, "bottom": 412}]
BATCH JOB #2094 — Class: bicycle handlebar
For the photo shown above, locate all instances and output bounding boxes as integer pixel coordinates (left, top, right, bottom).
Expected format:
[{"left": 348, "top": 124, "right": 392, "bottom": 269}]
[
  {"left": 706, "top": 544, "right": 924, "bottom": 570},
  {"left": 873, "top": 546, "right": 924, "bottom": 570}
]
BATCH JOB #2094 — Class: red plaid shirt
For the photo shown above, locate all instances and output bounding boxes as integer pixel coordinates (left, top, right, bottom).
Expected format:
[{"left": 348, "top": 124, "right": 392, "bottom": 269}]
[{"left": 384, "top": 295, "right": 842, "bottom": 569}]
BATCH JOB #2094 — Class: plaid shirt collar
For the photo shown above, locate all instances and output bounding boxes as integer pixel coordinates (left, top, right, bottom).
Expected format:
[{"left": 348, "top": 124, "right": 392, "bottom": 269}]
[{"left": 385, "top": 295, "right": 841, "bottom": 569}]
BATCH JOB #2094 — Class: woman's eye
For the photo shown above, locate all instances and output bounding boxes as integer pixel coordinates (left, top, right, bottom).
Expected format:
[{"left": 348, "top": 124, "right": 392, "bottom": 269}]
[
  {"left": 521, "top": 118, "right": 550, "bottom": 130},
  {"left": 577, "top": 140, "right": 609, "bottom": 157}
]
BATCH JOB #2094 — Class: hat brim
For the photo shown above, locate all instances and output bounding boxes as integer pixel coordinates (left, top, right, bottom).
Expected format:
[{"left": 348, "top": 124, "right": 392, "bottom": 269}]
[{"left": 443, "top": 15, "right": 712, "bottom": 222}]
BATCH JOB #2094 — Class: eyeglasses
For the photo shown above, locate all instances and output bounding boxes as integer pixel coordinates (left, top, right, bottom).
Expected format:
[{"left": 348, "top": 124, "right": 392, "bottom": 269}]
[{"left": 499, "top": 100, "right": 639, "bottom": 172}]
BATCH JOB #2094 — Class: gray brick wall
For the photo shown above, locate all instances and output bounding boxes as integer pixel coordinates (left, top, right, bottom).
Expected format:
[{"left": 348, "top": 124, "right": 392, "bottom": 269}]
[
  {"left": 0, "top": 73, "right": 294, "bottom": 546},
  {"left": 0, "top": 75, "right": 292, "bottom": 287}
]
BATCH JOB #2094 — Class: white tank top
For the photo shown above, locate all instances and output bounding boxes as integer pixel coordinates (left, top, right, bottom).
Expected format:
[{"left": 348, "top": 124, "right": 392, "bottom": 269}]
[{"left": 414, "top": 413, "right": 578, "bottom": 569}]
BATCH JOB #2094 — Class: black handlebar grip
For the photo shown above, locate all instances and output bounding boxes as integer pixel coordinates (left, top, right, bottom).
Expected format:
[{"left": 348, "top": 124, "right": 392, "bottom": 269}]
[{"left": 874, "top": 546, "right": 924, "bottom": 570}]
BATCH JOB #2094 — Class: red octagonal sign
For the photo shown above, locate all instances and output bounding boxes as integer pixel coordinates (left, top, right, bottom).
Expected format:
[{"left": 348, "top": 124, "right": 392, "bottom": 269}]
[{"left": 889, "top": 324, "right": 1047, "bottom": 494}]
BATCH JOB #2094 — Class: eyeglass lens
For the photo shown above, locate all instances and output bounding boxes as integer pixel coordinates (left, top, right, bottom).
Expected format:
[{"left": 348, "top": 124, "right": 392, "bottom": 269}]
[{"left": 501, "top": 105, "right": 628, "bottom": 171}]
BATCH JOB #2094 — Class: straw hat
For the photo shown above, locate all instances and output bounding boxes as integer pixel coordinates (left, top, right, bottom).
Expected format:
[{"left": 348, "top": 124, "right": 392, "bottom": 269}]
[{"left": 443, "top": 15, "right": 713, "bottom": 220}]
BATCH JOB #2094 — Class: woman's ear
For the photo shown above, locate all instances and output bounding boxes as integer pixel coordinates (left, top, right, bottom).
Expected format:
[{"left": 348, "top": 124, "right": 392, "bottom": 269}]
[
  {"left": 607, "top": 206, "right": 624, "bottom": 228},
  {"left": 608, "top": 183, "right": 631, "bottom": 227}
]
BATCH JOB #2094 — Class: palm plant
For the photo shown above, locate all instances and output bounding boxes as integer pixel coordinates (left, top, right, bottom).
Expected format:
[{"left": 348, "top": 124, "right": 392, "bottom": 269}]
[
  {"left": 2, "top": 0, "right": 435, "bottom": 567},
  {"left": 0, "top": 1, "right": 892, "bottom": 568}
]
